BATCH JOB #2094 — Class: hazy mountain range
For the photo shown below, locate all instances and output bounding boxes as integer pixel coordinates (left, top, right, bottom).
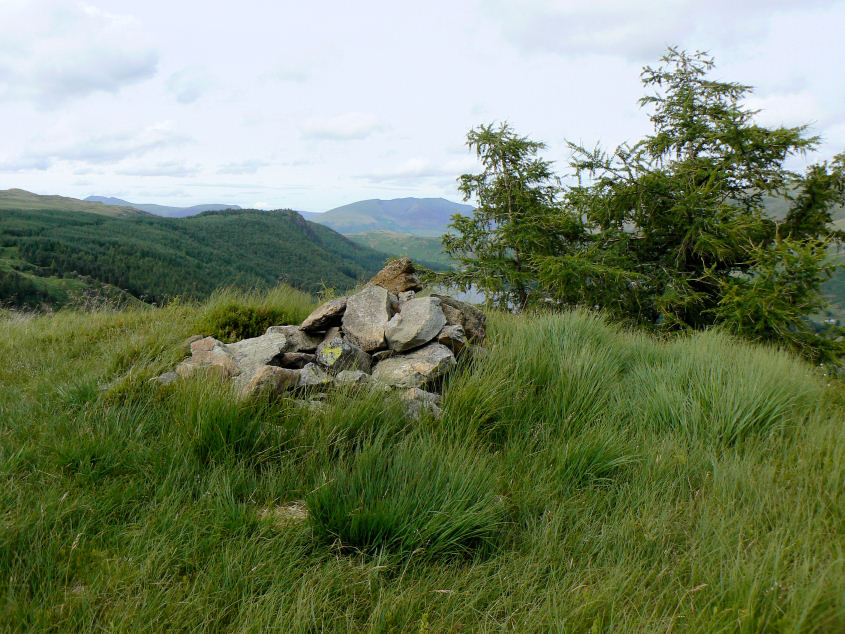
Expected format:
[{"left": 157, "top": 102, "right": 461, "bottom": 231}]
[
  {"left": 81, "top": 194, "right": 471, "bottom": 236},
  {"left": 84, "top": 196, "right": 242, "bottom": 218}
]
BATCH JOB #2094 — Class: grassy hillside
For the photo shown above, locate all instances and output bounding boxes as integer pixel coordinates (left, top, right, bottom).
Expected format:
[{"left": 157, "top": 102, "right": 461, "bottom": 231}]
[
  {"left": 0, "top": 189, "right": 146, "bottom": 217},
  {"left": 346, "top": 230, "right": 452, "bottom": 269},
  {"left": 0, "top": 290, "right": 842, "bottom": 631},
  {"left": 315, "top": 197, "right": 473, "bottom": 236},
  {"left": 0, "top": 207, "right": 386, "bottom": 308}
]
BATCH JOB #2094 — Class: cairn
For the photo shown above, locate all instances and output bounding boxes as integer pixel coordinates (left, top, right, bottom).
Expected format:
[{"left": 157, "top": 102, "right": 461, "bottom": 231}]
[{"left": 157, "top": 258, "right": 485, "bottom": 418}]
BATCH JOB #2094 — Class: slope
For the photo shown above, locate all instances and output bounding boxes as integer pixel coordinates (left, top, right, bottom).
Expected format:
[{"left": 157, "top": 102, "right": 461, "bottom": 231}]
[
  {"left": 0, "top": 207, "right": 385, "bottom": 308},
  {"left": 0, "top": 189, "right": 146, "bottom": 217},
  {"left": 345, "top": 230, "right": 452, "bottom": 269},
  {"left": 0, "top": 295, "right": 842, "bottom": 631}
]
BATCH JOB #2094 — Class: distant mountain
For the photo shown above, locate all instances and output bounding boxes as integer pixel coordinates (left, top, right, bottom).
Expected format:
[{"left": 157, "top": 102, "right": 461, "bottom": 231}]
[
  {"left": 85, "top": 196, "right": 242, "bottom": 218},
  {"left": 0, "top": 189, "right": 146, "bottom": 217},
  {"left": 313, "top": 197, "right": 473, "bottom": 236}
]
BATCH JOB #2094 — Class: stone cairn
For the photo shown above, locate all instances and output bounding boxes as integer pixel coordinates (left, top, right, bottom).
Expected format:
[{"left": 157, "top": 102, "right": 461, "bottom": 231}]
[{"left": 157, "top": 258, "right": 486, "bottom": 418}]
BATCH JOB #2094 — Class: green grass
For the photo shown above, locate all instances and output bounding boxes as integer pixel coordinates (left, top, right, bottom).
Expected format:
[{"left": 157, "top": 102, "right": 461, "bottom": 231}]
[{"left": 0, "top": 291, "right": 843, "bottom": 631}]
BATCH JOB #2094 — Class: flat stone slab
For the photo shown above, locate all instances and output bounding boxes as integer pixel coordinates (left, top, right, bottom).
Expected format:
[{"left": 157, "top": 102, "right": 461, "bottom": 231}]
[{"left": 372, "top": 342, "right": 456, "bottom": 388}]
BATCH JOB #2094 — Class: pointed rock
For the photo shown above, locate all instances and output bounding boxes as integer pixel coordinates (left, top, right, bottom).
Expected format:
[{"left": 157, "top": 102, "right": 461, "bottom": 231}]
[
  {"left": 365, "top": 257, "right": 422, "bottom": 294},
  {"left": 300, "top": 296, "right": 347, "bottom": 332},
  {"left": 385, "top": 296, "right": 446, "bottom": 352},
  {"left": 342, "top": 286, "right": 393, "bottom": 351}
]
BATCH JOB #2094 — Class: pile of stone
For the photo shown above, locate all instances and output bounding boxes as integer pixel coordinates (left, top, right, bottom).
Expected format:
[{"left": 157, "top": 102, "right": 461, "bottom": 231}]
[{"left": 157, "top": 258, "right": 485, "bottom": 418}]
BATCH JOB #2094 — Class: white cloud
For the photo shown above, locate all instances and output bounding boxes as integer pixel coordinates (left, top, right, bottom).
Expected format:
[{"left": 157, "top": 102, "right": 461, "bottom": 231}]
[
  {"left": 362, "top": 157, "right": 479, "bottom": 184},
  {"left": 301, "top": 113, "right": 383, "bottom": 140},
  {"left": 0, "top": 0, "right": 158, "bottom": 106},
  {"left": 166, "top": 69, "right": 210, "bottom": 104},
  {"left": 116, "top": 160, "right": 202, "bottom": 177},
  {"left": 9, "top": 121, "right": 190, "bottom": 170},
  {"left": 218, "top": 159, "right": 271, "bottom": 175},
  {"left": 484, "top": 0, "right": 841, "bottom": 59}
]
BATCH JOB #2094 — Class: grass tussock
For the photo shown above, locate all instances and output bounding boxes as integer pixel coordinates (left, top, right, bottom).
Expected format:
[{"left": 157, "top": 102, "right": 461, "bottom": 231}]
[
  {"left": 192, "top": 286, "right": 315, "bottom": 342},
  {"left": 308, "top": 434, "right": 506, "bottom": 559},
  {"left": 0, "top": 291, "right": 843, "bottom": 631}
]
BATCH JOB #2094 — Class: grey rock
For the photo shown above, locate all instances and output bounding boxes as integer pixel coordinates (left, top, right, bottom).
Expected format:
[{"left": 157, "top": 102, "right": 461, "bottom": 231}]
[
  {"left": 402, "top": 388, "right": 444, "bottom": 420},
  {"left": 398, "top": 290, "right": 415, "bottom": 302},
  {"left": 385, "top": 296, "right": 446, "bottom": 352},
  {"left": 291, "top": 398, "right": 326, "bottom": 414},
  {"left": 437, "top": 324, "right": 467, "bottom": 355},
  {"left": 278, "top": 352, "right": 316, "bottom": 369},
  {"left": 372, "top": 349, "right": 395, "bottom": 362},
  {"left": 432, "top": 295, "right": 487, "bottom": 344},
  {"left": 315, "top": 337, "right": 372, "bottom": 374},
  {"left": 402, "top": 387, "right": 443, "bottom": 406},
  {"left": 155, "top": 371, "right": 180, "bottom": 386},
  {"left": 372, "top": 342, "right": 456, "bottom": 388},
  {"left": 265, "top": 325, "right": 322, "bottom": 351},
  {"left": 239, "top": 365, "right": 300, "bottom": 398},
  {"left": 226, "top": 332, "right": 289, "bottom": 388},
  {"left": 334, "top": 370, "right": 371, "bottom": 387},
  {"left": 321, "top": 326, "right": 341, "bottom": 345},
  {"left": 300, "top": 296, "right": 347, "bottom": 332},
  {"left": 342, "top": 286, "right": 393, "bottom": 351},
  {"left": 297, "top": 362, "right": 334, "bottom": 390}
]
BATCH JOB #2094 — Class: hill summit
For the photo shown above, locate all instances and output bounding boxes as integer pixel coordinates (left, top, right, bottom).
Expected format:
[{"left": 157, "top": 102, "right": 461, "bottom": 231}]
[{"left": 313, "top": 197, "right": 473, "bottom": 236}]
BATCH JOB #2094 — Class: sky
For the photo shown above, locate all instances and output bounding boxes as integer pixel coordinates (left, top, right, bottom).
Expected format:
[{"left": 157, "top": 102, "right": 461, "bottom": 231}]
[{"left": 1, "top": 0, "right": 844, "bottom": 212}]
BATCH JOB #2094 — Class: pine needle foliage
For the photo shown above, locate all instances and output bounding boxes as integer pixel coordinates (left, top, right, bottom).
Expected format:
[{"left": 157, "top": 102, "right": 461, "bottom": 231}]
[{"left": 440, "top": 48, "right": 845, "bottom": 363}]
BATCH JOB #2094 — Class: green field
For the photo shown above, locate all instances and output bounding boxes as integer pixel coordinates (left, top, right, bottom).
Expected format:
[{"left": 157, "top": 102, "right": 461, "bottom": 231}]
[{"left": 1, "top": 289, "right": 842, "bottom": 631}]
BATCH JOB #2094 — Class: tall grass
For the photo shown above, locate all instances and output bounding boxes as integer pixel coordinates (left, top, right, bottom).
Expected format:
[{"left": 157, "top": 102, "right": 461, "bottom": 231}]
[
  {"left": 0, "top": 293, "right": 842, "bottom": 631},
  {"left": 308, "top": 434, "right": 506, "bottom": 559}
]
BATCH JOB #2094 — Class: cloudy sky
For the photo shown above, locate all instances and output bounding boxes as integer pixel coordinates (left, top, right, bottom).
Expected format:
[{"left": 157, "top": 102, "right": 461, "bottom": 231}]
[{"left": 1, "top": 0, "right": 844, "bottom": 212}]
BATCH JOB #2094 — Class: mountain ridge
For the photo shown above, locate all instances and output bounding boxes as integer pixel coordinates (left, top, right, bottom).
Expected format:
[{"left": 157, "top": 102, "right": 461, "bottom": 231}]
[
  {"left": 313, "top": 197, "right": 473, "bottom": 236},
  {"left": 85, "top": 195, "right": 242, "bottom": 218},
  {"left": 0, "top": 188, "right": 147, "bottom": 217}
]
